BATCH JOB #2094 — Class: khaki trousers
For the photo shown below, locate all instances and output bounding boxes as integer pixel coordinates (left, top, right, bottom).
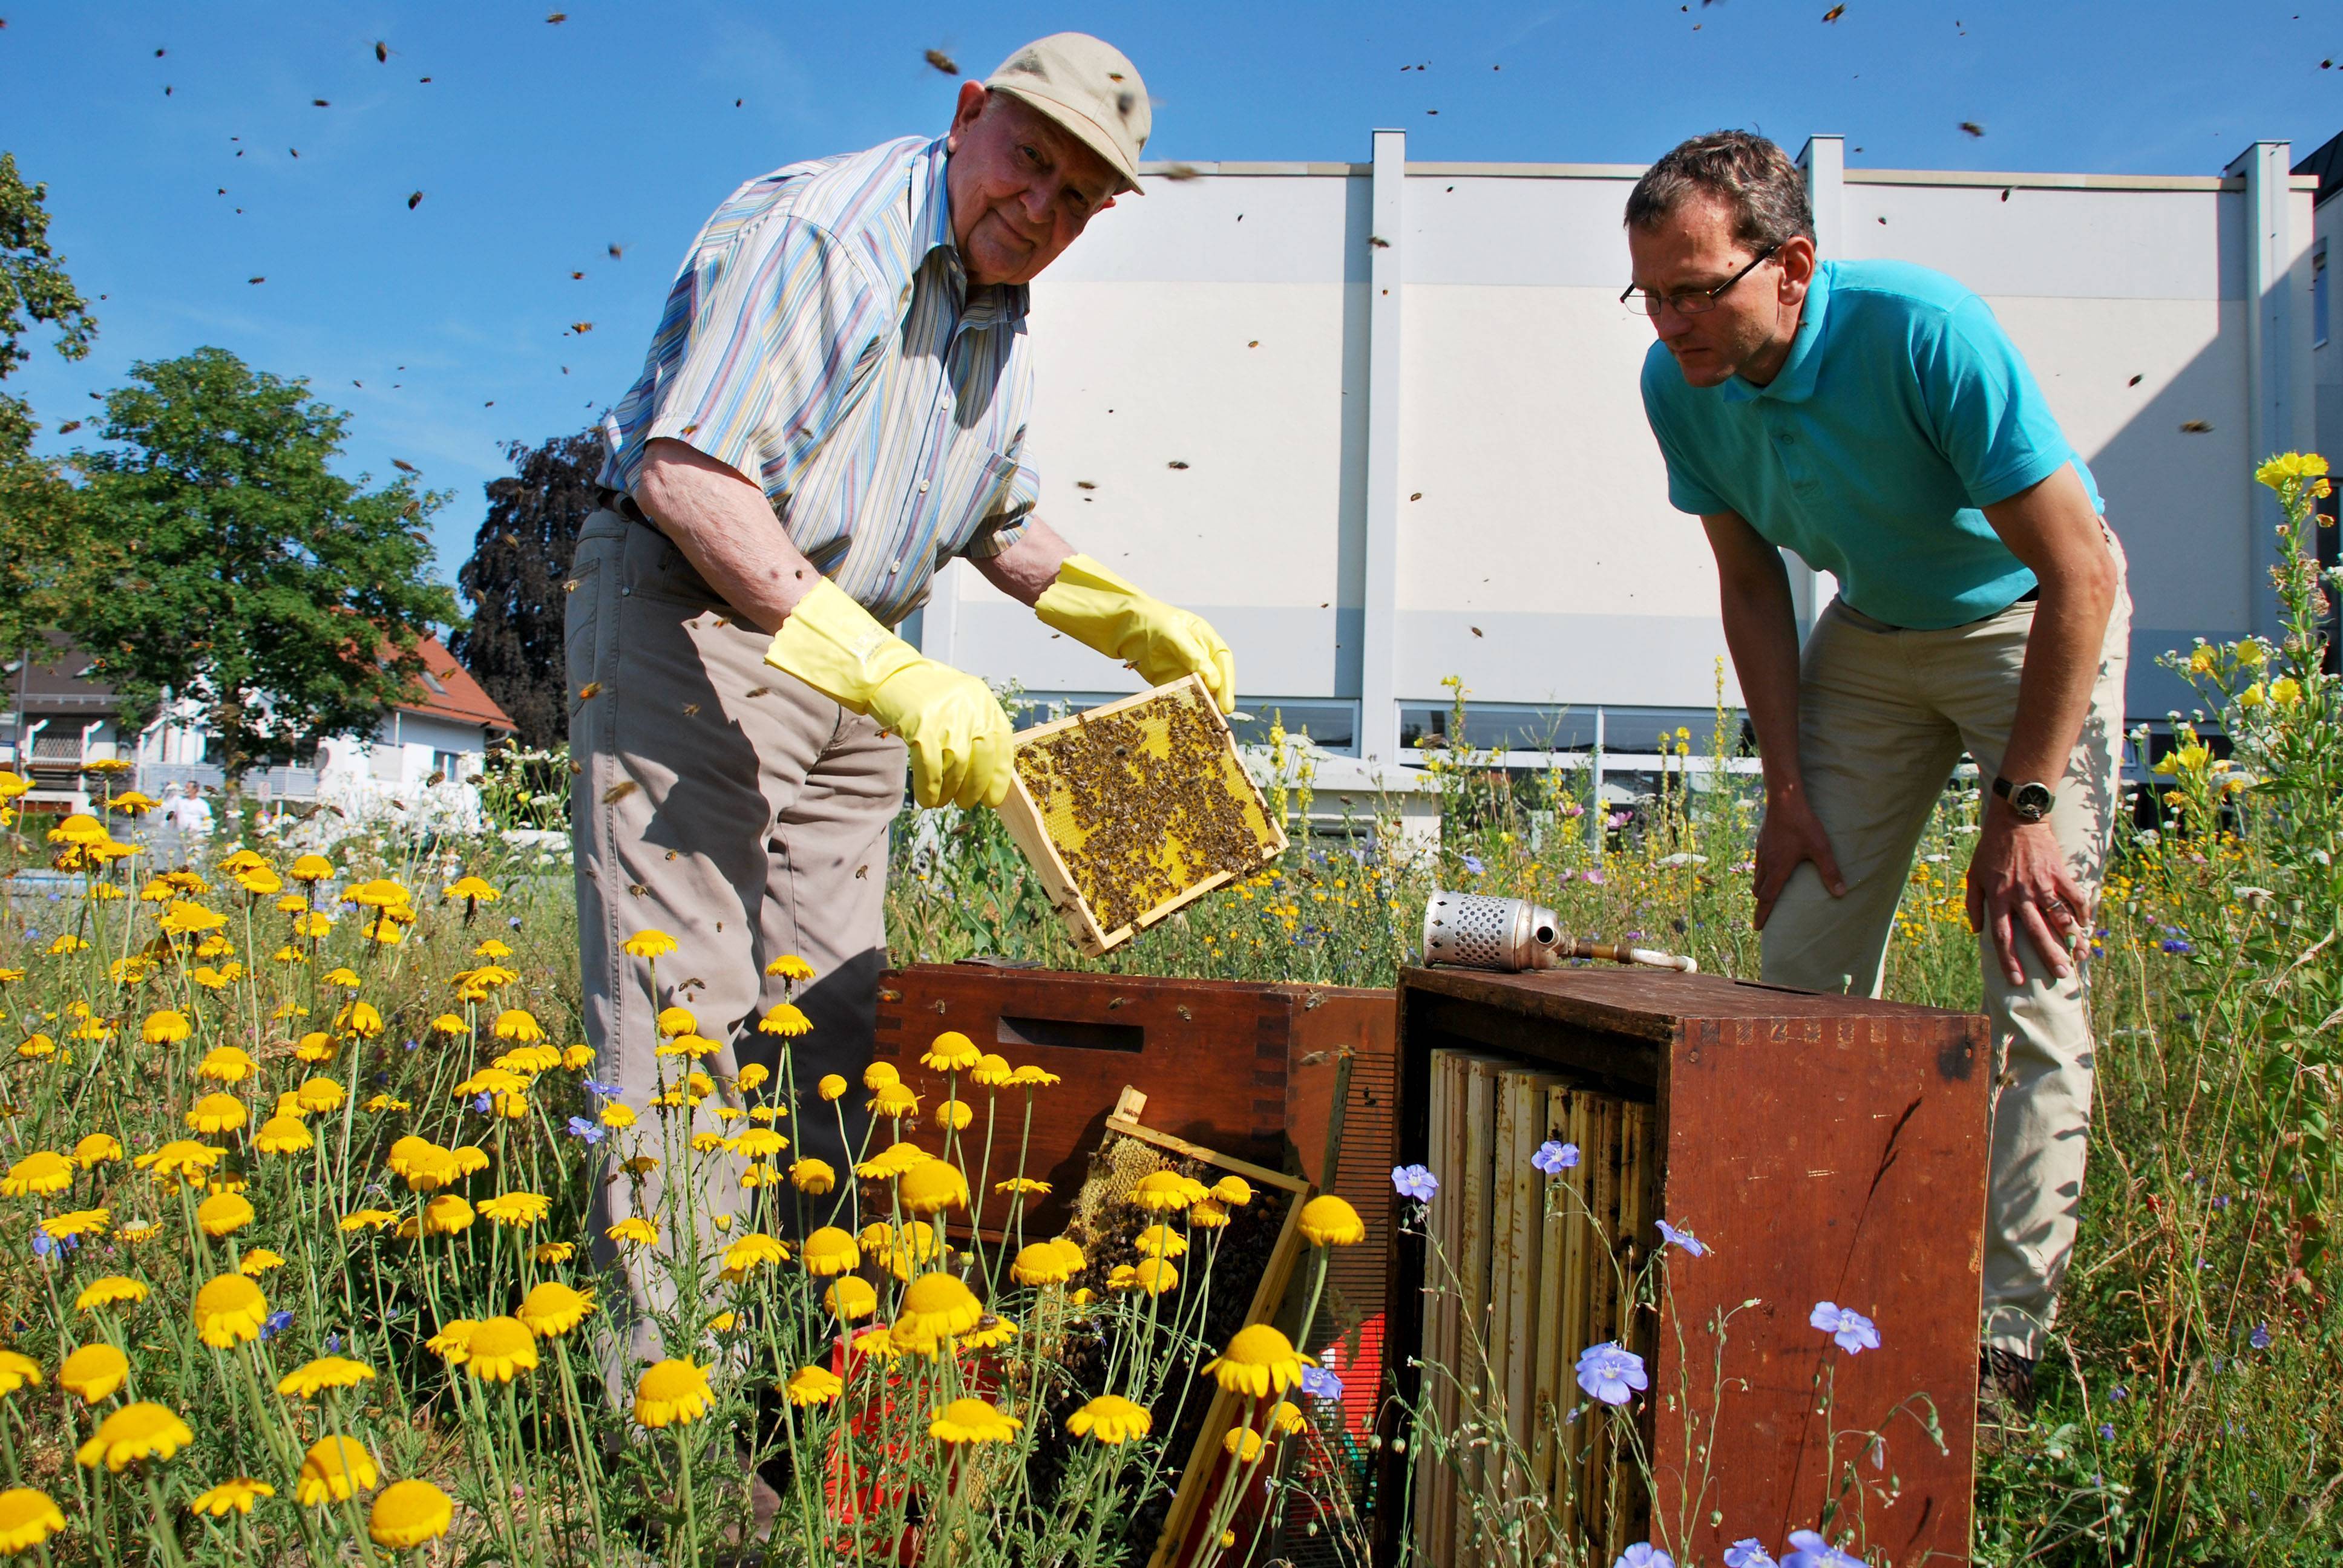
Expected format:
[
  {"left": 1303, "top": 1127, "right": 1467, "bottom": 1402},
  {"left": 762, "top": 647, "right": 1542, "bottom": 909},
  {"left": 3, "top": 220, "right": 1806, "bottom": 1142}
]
[
  {"left": 566, "top": 508, "right": 900, "bottom": 1388},
  {"left": 1758, "top": 540, "right": 2131, "bottom": 1363}
]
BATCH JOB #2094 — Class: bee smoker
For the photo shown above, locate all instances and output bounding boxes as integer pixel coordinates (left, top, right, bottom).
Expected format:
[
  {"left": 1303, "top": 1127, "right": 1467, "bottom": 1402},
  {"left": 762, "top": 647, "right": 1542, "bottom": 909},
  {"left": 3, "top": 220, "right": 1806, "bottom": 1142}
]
[{"left": 1421, "top": 890, "right": 1699, "bottom": 975}]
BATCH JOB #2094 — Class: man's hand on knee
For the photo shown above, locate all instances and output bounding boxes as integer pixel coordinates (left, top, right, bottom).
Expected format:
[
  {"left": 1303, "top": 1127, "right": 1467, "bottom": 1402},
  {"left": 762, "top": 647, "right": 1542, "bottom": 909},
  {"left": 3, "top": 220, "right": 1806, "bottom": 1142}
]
[
  {"left": 1967, "top": 813, "right": 2089, "bottom": 984},
  {"left": 1752, "top": 786, "right": 1847, "bottom": 930}
]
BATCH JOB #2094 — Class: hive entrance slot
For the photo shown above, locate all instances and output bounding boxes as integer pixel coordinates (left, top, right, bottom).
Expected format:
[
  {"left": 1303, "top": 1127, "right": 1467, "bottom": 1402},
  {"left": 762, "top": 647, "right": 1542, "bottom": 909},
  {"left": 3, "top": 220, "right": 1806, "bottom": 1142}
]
[{"left": 995, "top": 1015, "right": 1145, "bottom": 1054}]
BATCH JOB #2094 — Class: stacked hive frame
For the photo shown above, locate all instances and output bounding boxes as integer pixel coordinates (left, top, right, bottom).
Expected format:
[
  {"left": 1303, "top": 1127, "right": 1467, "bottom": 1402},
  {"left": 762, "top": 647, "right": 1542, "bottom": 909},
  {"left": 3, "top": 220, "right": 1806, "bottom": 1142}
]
[
  {"left": 1381, "top": 967, "right": 1990, "bottom": 1568},
  {"left": 1417, "top": 1051, "right": 1659, "bottom": 1557}
]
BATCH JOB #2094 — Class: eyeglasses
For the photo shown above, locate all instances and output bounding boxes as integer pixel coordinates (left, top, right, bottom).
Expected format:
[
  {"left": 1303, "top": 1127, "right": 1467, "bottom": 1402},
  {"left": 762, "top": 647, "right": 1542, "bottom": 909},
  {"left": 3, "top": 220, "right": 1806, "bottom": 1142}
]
[{"left": 1620, "top": 244, "right": 1781, "bottom": 318}]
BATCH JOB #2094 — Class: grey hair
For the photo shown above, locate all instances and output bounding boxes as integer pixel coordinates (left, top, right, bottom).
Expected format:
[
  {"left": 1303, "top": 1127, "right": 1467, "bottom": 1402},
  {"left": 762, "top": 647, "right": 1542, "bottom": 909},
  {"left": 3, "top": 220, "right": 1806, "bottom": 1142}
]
[{"left": 1624, "top": 131, "right": 1815, "bottom": 250}]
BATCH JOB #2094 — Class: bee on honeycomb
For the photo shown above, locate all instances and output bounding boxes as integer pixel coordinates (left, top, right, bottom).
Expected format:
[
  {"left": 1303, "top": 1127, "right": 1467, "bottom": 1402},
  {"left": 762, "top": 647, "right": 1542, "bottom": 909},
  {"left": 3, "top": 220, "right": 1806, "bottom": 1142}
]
[{"left": 1011, "top": 684, "right": 1280, "bottom": 939}]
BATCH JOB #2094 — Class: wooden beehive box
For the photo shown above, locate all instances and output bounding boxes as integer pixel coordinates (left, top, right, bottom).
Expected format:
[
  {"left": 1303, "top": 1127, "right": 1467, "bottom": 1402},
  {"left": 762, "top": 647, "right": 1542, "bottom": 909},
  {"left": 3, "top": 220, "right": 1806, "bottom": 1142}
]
[
  {"left": 997, "top": 676, "right": 1287, "bottom": 956},
  {"left": 873, "top": 963, "right": 1392, "bottom": 1240},
  {"left": 1379, "top": 967, "right": 1990, "bottom": 1568}
]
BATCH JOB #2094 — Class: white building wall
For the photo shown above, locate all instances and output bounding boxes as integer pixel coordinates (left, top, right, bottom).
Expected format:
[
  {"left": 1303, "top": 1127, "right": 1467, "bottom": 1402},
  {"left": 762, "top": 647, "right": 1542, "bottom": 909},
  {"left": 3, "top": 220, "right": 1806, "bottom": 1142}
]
[
  {"left": 319, "top": 710, "right": 491, "bottom": 793},
  {"left": 927, "top": 134, "right": 2319, "bottom": 753}
]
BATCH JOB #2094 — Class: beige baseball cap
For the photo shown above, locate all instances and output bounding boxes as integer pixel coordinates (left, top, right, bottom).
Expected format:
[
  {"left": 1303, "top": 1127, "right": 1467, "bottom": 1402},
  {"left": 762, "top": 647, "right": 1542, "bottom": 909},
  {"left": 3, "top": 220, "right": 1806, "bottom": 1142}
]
[{"left": 984, "top": 33, "right": 1150, "bottom": 195}]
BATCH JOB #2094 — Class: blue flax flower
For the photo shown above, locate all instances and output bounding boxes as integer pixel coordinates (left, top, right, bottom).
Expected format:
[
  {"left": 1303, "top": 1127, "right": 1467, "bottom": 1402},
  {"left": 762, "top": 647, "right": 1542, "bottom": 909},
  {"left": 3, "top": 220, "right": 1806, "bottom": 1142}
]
[
  {"left": 1783, "top": 1531, "right": 1866, "bottom": 1568},
  {"left": 1300, "top": 1365, "right": 1345, "bottom": 1402},
  {"left": 1461, "top": 854, "right": 1484, "bottom": 876},
  {"left": 1575, "top": 1341, "right": 1647, "bottom": 1406},
  {"left": 1533, "top": 1140, "right": 1580, "bottom": 1175},
  {"left": 261, "top": 1309, "right": 295, "bottom": 1341},
  {"left": 1656, "top": 1220, "right": 1706, "bottom": 1257},
  {"left": 1614, "top": 1547, "right": 1673, "bottom": 1568},
  {"left": 2250, "top": 1322, "right": 2271, "bottom": 1350},
  {"left": 1808, "top": 1301, "right": 1880, "bottom": 1355},
  {"left": 1391, "top": 1164, "right": 1439, "bottom": 1202},
  {"left": 567, "top": 1116, "right": 605, "bottom": 1146},
  {"left": 2097, "top": 1423, "right": 2114, "bottom": 1441},
  {"left": 1724, "top": 1542, "right": 1777, "bottom": 1568},
  {"left": 583, "top": 1079, "right": 623, "bottom": 1099}
]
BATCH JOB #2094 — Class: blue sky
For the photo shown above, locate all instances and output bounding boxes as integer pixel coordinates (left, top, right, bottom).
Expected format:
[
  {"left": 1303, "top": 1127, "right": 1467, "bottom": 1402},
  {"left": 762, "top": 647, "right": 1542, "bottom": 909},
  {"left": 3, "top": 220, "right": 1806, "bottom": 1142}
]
[{"left": 7, "top": 1, "right": 2341, "bottom": 612}]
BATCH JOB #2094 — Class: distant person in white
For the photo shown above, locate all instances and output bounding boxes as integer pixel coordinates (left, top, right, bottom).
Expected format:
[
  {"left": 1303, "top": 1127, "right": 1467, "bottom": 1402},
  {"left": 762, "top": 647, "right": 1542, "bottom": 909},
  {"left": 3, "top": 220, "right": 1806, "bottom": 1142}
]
[{"left": 160, "top": 782, "right": 214, "bottom": 839}]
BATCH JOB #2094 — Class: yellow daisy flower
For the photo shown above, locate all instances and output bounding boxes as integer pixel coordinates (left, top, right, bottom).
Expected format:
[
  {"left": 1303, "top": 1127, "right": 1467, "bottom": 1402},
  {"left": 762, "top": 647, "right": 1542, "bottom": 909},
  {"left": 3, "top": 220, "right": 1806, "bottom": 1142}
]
[
  {"left": 1067, "top": 1394, "right": 1152, "bottom": 1445},
  {"left": 296, "top": 1436, "right": 379, "bottom": 1505},
  {"left": 928, "top": 1397, "right": 1021, "bottom": 1445},
  {"left": 188, "top": 1477, "right": 274, "bottom": 1517},
  {"left": 76, "top": 1402, "right": 195, "bottom": 1471},
  {"left": 516, "top": 1281, "right": 595, "bottom": 1339},
  {"left": 368, "top": 1478, "right": 453, "bottom": 1547},
  {"left": 276, "top": 1357, "right": 378, "bottom": 1399},
  {"left": 1201, "top": 1324, "right": 1314, "bottom": 1399},
  {"left": 632, "top": 1359, "right": 713, "bottom": 1428},
  {"left": 59, "top": 1342, "right": 129, "bottom": 1403}
]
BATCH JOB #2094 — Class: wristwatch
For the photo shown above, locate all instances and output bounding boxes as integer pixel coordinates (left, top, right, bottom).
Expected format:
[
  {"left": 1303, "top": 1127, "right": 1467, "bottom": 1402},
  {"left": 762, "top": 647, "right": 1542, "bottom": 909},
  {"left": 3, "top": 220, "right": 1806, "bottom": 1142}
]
[{"left": 1993, "top": 776, "right": 2055, "bottom": 823}]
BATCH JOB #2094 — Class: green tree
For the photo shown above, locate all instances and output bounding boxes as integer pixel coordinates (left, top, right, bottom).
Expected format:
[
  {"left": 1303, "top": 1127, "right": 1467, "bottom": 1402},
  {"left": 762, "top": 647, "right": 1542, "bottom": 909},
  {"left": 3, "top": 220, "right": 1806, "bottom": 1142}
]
[
  {"left": 70, "top": 347, "right": 460, "bottom": 791},
  {"left": 0, "top": 150, "right": 100, "bottom": 664},
  {"left": 0, "top": 149, "right": 97, "bottom": 459},
  {"left": 450, "top": 430, "right": 600, "bottom": 748}
]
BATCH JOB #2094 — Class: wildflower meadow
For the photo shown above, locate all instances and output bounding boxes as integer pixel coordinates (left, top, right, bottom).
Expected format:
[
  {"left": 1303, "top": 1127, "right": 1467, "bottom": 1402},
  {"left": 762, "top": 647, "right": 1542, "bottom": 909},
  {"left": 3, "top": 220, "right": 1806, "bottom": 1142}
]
[{"left": 0, "top": 452, "right": 2336, "bottom": 1565}]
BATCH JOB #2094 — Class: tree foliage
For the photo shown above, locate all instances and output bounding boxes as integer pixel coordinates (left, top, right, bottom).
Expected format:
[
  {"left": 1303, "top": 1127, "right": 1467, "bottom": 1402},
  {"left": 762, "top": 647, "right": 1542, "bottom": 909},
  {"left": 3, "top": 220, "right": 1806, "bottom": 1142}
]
[
  {"left": 0, "top": 150, "right": 97, "bottom": 459},
  {"left": 450, "top": 429, "right": 601, "bottom": 749},
  {"left": 0, "top": 150, "right": 102, "bottom": 662},
  {"left": 68, "top": 347, "right": 459, "bottom": 787}
]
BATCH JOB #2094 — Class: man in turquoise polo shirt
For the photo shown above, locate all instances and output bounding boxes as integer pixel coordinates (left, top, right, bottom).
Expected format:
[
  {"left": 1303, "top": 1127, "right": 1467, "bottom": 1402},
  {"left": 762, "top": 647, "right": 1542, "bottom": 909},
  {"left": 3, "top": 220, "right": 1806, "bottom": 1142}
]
[{"left": 1626, "top": 131, "right": 2129, "bottom": 1412}]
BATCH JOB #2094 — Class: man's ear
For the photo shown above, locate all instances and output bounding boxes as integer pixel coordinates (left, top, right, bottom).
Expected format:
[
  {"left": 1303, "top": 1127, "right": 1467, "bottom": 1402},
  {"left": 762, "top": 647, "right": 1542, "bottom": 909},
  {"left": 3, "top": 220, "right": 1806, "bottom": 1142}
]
[
  {"left": 1776, "top": 235, "right": 1818, "bottom": 303},
  {"left": 946, "top": 81, "right": 989, "bottom": 151},
  {"left": 1094, "top": 194, "right": 1118, "bottom": 215}
]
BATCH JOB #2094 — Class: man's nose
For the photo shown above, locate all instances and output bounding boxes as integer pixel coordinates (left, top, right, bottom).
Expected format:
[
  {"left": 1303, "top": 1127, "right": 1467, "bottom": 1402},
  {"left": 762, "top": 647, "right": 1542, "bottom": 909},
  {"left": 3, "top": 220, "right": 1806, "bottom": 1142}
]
[{"left": 1652, "top": 304, "right": 1693, "bottom": 341}]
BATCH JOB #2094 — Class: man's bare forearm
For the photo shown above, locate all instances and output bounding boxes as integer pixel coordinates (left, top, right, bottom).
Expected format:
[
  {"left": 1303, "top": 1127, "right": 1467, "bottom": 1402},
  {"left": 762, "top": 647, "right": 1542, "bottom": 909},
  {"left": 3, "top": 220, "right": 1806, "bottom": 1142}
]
[
  {"left": 969, "top": 515, "right": 1076, "bottom": 607},
  {"left": 632, "top": 438, "right": 822, "bottom": 635},
  {"left": 1702, "top": 515, "right": 1809, "bottom": 799},
  {"left": 1981, "top": 469, "right": 2120, "bottom": 798}
]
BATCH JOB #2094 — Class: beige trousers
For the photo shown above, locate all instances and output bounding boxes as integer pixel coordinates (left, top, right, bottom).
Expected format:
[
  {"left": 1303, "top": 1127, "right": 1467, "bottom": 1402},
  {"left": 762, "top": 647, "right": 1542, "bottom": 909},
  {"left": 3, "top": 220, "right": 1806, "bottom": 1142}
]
[
  {"left": 566, "top": 508, "right": 901, "bottom": 1388},
  {"left": 1759, "top": 540, "right": 2131, "bottom": 1362}
]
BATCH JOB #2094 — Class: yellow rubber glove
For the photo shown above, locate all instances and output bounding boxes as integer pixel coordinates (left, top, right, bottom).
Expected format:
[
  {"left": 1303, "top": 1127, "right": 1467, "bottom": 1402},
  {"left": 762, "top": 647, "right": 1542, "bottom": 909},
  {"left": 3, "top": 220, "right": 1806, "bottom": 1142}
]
[
  {"left": 1033, "top": 555, "right": 1237, "bottom": 713},
  {"left": 763, "top": 579, "right": 1014, "bottom": 810}
]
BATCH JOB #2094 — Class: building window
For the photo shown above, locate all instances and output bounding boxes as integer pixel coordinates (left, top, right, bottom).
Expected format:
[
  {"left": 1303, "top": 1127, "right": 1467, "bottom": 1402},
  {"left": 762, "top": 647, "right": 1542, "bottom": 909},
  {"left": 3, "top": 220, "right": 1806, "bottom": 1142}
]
[
  {"left": 2318, "top": 240, "right": 2330, "bottom": 350},
  {"left": 419, "top": 668, "right": 448, "bottom": 694},
  {"left": 431, "top": 750, "right": 465, "bottom": 783}
]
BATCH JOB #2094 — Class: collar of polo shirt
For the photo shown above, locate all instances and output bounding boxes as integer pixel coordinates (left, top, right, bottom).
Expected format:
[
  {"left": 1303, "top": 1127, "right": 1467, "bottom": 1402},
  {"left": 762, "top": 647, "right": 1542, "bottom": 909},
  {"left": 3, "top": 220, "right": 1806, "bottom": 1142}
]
[{"left": 1723, "top": 259, "right": 1834, "bottom": 405}]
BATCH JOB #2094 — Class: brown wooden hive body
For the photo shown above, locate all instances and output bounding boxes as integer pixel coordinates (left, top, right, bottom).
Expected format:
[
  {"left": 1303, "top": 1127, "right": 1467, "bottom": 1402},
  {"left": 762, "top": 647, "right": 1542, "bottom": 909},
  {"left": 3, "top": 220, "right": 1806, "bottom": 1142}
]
[{"left": 1380, "top": 967, "right": 1990, "bottom": 1568}]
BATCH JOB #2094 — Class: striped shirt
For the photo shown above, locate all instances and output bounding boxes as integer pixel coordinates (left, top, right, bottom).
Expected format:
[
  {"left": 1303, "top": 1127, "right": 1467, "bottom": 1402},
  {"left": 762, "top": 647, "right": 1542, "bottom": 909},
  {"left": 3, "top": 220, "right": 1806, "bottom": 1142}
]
[{"left": 598, "top": 136, "right": 1038, "bottom": 627}]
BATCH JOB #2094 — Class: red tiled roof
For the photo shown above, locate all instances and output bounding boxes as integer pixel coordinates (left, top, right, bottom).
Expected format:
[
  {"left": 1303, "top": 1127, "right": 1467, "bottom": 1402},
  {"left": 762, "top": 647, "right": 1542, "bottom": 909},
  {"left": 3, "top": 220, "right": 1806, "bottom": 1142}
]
[{"left": 396, "top": 635, "right": 516, "bottom": 732}]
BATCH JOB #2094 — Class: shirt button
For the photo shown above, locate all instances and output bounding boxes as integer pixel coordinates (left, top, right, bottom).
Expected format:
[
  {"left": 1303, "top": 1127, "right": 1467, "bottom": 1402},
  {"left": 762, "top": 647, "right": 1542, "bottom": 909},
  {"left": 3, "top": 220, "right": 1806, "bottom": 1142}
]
[
  {"left": 890, "top": 557, "right": 903, "bottom": 573},
  {"left": 918, "top": 479, "right": 930, "bottom": 494}
]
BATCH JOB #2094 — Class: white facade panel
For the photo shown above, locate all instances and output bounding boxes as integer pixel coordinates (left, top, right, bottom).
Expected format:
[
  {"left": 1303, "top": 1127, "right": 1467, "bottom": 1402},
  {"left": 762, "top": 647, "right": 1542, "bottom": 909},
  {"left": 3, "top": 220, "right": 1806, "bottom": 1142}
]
[
  {"left": 1840, "top": 183, "right": 2242, "bottom": 301},
  {"left": 928, "top": 138, "right": 2310, "bottom": 748}
]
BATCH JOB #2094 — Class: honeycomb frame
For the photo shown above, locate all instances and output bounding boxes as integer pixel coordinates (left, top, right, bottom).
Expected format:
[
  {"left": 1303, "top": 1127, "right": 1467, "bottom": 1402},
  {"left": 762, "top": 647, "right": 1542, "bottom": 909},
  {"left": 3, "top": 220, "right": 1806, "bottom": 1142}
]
[{"left": 997, "top": 675, "right": 1289, "bottom": 956}]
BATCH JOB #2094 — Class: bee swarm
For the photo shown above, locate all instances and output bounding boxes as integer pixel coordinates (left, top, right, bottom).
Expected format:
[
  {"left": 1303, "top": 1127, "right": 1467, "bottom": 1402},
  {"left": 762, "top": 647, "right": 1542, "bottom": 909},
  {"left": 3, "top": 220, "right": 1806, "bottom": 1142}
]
[{"left": 1008, "top": 681, "right": 1282, "bottom": 946}]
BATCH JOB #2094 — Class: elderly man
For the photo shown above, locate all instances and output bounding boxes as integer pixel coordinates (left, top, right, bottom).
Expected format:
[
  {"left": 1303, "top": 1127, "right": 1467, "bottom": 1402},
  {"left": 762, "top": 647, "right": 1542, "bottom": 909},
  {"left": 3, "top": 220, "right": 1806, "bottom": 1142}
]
[
  {"left": 572, "top": 34, "right": 1233, "bottom": 1377},
  {"left": 1625, "top": 132, "right": 2128, "bottom": 1413}
]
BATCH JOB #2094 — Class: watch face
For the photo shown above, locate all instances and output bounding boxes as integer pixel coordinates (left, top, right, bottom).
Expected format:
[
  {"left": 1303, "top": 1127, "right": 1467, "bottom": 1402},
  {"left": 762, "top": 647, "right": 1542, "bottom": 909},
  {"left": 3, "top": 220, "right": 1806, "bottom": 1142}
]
[{"left": 2013, "top": 782, "right": 2054, "bottom": 820}]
